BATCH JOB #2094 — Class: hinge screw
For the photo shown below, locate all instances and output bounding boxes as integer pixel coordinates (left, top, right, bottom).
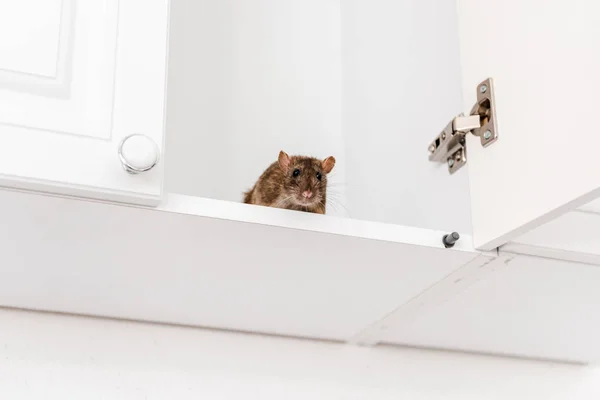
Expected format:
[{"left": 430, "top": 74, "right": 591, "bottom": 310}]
[
  {"left": 479, "top": 84, "right": 488, "bottom": 94},
  {"left": 483, "top": 130, "right": 492, "bottom": 140},
  {"left": 448, "top": 158, "right": 455, "bottom": 168},
  {"left": 428, "top": 144, "right": 435, "bottom": 153}
]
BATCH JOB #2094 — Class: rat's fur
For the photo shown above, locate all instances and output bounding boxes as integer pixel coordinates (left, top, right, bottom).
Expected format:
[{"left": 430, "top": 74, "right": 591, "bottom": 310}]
[{"left": 244, "top": 151, "right": 336, "bottom": 214}]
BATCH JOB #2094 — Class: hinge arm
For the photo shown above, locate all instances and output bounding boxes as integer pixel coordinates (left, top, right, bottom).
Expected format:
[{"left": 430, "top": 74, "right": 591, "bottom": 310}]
[{"left": 427, "top": 78, "right": 498, "bottom": 174}]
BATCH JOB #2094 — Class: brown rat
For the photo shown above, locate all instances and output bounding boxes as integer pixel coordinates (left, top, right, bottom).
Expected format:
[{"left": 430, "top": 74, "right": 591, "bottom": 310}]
[{"left": 243, "top": 151, "right": 336, "bottom": 214}]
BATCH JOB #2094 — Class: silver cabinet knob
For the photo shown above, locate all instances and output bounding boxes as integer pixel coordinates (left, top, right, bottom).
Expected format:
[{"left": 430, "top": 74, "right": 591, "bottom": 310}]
[{"left": 118, "top": 134, "right": 160, "bottom": 174}]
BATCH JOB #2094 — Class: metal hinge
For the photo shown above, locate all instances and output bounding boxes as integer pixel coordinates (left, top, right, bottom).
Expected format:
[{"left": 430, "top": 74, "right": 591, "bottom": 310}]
[{"left": 427, "top": 78, "right": 498, "bottom": 174}]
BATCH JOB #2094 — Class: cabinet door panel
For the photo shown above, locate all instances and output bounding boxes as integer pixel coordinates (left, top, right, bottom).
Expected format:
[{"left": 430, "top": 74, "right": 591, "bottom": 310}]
[
  {"left": 459, "top": 0, "right": 600, "bottom": 249},
  {"left": 0, "top": 0, "right": 169, "bottom": 205}
]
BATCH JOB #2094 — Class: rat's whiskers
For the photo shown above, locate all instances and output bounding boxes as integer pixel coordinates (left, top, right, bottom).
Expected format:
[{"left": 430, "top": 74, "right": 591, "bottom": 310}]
[
  {"left": 273, "top": 195, "right": 295, "bottom": 208},
  {"left": 325, "top": 192, "right": 349, "bottom": 214}
]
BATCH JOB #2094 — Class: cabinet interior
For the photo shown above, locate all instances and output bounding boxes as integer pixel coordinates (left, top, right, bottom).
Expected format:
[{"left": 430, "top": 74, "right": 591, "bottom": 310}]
[
  {"left": 161, "top": 0, "right": 472, "bottom": 237},
  {"left": 158, "top": 0, "right": 600, "bottom": 258}
]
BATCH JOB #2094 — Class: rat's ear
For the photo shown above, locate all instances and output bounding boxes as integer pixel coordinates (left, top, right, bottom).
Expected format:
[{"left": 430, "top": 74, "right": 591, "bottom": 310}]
[
  {"left": 278, "top": 151, "right": 291, "bottom": 172},
  {"left": 322, "top": 156, "right": 336, "bottom": 174}
]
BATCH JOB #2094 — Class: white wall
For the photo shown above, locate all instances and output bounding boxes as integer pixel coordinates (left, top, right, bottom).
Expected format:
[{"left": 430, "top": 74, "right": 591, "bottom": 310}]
[
  {"left": 341, "top": 0, "right": 471, "bottom": 233},
  {"left": 1, "top": 308, "right": 599, "bottom": 399},
  {"left": 165, "top": 0, "right": 347, "bottom": 216},
  {"left": 165, "top": 0, "right": 471, "bottom": 232}
]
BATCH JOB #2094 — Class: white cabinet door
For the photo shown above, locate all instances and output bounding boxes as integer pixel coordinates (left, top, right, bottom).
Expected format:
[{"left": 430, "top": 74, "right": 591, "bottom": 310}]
[
  {"left": 0, "top": 0, "right": 169, "bottom": 205},
  {"left": 459, "top": 0, "right": 600, "bottom": 250}
]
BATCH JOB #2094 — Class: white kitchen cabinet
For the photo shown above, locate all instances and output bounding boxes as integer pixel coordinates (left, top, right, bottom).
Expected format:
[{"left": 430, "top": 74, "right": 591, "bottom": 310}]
[
  {"left": 164, "top": 0, "right": 599, "bottom": 257},
  {"left": 0, "top": 0, "right": 599, "bottom": 364},
  {"left": 0, "top": 189, "right": 492, "bottom": 341},
  {"left": 0, "top": 0, "right": 169, "bottom": 205},
  {"left": 1, "top": 0, "right": 597, "bottom": 251}
]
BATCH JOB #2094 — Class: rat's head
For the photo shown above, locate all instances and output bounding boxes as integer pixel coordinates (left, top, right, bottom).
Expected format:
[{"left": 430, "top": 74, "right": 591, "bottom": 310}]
[{"left": 278, "top": 151, "right": 336, "bottom": 208}]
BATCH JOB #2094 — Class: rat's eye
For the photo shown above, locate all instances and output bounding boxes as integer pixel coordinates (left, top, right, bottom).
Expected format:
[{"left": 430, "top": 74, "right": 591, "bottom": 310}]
[
  {"left": 316, "top": 172, "right": 322, "bottom": 181},
  {"left": 292, "top": 169, "right": 301, "bottom": 177}
]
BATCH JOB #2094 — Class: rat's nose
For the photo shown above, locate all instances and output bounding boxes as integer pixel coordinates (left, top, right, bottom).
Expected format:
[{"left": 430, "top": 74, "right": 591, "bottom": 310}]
[{"left": 302, "top": 190, "right": 313, "bottom": 199}]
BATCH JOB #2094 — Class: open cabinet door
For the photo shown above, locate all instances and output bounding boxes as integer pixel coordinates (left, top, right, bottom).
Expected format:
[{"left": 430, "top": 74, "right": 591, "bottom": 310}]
[{"left": 457, "top": 1, "right": 600, "bottom": 250}]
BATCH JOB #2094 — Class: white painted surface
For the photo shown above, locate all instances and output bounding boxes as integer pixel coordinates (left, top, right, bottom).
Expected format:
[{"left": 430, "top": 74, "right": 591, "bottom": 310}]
[
  {"left": 458, "top": 0, "right": 600, "bottom": 249},
  {"left": 2, "top": 0, "right": 599, "bottom": 370},
  {"left": 379, "top": 255, "right": 600, "bottom": 363},
  {"left": 349, "top": 254, "right": 509, "bottom": 346},
  {"left": 0, "top": 0, "right": 169, "bottom": 205},
  {"left": 165, "top": 0, "right": 469, "bottom": 232},
  {"left": 580, "top": 198, "right": 600, "bottom": 214},
  {"left": 341, "top": 0, "right": 470, "bottom": 233},
  {"left": 0, "top": 0, "right": 63, "bottom": 77},
  {"left": 165, "top": 0, "right": 347, "bottom": 216},
  {"left": 2, "top": 308, "right": 600, "bottom": 399},
  {"left": 503, "top": 211, "right": 600, "bottom": 265},
  {"left": 0, "top": 189, "right": 487, "bottom": 341}
]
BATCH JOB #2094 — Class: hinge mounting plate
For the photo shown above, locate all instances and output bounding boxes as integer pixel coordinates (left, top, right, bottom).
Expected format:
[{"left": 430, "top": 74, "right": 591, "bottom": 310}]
[{"left": 427, "top": 78, "right": 498, "bottom": 174}]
